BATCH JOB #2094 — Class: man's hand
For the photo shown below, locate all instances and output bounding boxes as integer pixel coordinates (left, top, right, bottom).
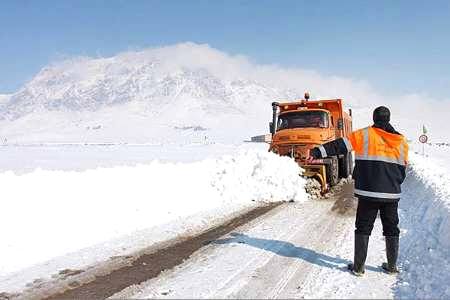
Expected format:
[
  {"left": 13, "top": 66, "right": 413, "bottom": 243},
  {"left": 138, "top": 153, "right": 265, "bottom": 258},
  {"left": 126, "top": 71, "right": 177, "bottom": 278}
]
[{"left": 305, "top": 156, "right": 315, "bottom": 164}]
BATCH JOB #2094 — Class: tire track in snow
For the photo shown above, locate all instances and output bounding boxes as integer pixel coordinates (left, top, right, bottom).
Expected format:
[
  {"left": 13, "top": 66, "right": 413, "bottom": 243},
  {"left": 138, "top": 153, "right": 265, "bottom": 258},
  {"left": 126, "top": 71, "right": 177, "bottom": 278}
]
[
  {"left": 210, "top": 203, "right": 321, "bottom": 299},
  {"left": 112, "top": 202, "right": 319, "bottom": 299},
  {"left": 268, "top": 212, "right": 349, "bottom": 299},
  {"left": 38, "top": 203, "right": 281, "bottom": 300},
  {"left": 111, "top": 181, "right": 361, "bottom": 299}
]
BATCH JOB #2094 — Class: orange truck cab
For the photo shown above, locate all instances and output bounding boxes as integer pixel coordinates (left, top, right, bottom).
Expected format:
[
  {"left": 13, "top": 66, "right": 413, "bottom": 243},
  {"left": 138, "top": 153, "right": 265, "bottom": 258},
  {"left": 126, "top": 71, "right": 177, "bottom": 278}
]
[{"left": 269, "top": 94, "right": 353, "bottom": 192}]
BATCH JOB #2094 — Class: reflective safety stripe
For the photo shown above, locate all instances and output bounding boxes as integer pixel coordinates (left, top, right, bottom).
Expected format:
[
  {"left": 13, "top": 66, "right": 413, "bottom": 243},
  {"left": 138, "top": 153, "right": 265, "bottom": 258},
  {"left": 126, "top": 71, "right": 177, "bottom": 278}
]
[
  {"left": 362, "top": 127, "right": 369, "bottom": 156},
  {"left": 355, "top": 154, "right": 406, "bottom": 166},
  {"left": 354, "top": 189, "right": 401, "bottom": 199},
  {"left": 318, "top": 145, "right": 327, "bottom": 158},
  {"left": 356, "top": 127, "right": 406, "bottom": 166},
  {"left": 399, "top": 141, "right": 405, "bottom": 165},
  {"left": 342, "top": 137, "right": 353, "bottom": 152}
]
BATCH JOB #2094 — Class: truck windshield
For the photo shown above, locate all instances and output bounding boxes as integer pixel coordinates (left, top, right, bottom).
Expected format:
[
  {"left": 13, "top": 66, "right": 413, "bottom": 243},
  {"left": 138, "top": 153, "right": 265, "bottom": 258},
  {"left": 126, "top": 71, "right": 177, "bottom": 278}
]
[{"left": 277, "top": 111, "right": 329, "bottom": 130}]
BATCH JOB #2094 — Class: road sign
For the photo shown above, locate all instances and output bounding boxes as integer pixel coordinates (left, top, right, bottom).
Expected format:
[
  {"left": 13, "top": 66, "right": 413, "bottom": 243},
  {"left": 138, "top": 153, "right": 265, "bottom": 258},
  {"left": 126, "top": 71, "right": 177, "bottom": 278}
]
[{"left": 419, "top": 134, "right": 428, "bottom": 144}]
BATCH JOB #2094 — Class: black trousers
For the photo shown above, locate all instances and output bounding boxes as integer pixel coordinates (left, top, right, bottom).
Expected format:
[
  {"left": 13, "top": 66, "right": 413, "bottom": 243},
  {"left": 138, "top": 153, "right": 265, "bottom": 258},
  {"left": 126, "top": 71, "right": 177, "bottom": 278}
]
[{"left": 355, "top": 197, "right": 400, "bottom": 237}]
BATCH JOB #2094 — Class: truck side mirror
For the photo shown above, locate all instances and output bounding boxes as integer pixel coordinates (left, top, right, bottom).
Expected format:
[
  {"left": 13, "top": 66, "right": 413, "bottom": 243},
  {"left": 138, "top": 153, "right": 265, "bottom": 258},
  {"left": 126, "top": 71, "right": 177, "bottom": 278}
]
[
  {"left": 338, "top": 119, "right": 344, "bottom": 130},
  {"left": 269, "top": 122, "right": 274, "bottom": 134}
]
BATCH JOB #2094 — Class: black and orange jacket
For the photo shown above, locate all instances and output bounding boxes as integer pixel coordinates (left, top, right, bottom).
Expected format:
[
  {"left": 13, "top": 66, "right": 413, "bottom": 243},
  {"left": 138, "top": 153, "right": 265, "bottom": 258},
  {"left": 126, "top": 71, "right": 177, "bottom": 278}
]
[{"left": 311, "top": 126, "right": 409, "bottom": 202}]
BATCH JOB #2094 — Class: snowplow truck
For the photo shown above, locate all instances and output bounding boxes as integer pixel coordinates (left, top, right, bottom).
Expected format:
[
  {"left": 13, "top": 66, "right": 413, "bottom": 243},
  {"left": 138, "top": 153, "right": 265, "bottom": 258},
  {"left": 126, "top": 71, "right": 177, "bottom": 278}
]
[{"left": 269, "top": 95, "right": 353, "bottom": 192}]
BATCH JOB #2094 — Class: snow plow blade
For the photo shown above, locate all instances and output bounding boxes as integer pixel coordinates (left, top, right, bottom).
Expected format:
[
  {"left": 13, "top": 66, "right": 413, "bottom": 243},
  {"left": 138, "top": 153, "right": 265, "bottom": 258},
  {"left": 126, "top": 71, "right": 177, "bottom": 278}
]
[{"left": 302, "top": 164, "right": 328, "bottom": 193}]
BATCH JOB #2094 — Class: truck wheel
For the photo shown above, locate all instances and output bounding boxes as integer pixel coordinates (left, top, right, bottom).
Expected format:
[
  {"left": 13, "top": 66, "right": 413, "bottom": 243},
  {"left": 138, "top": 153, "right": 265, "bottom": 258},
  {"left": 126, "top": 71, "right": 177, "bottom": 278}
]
[
  {"left": 327, "top": 157, "right": 339, "bottom": 186},
  {"left": 339, "top": 153, "right": 350, "bottom": 178}
]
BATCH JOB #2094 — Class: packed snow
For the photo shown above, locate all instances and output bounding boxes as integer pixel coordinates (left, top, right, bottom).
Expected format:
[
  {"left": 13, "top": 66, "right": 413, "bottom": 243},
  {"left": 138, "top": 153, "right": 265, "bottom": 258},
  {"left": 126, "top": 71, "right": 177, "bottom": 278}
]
[
  {"left": 1, "top": 143, "right": 449, "bottom": 299},
  {"left": 394, "top": 146, "right": 450, "bottom": 298},
  {"left": 0, "top": 146, "right": 307, "bottom": 293},
  {"left": 0, "top": 143, "right": 263, "bottom": 173},
  {"left": 108, "top": 145, "right": 450, "bottom": 299}
]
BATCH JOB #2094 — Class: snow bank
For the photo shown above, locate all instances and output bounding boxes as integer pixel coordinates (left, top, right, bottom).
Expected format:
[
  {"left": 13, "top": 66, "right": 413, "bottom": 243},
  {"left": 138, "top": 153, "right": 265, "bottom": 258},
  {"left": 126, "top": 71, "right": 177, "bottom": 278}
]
[
  {"left": 0, "top": 149, "right": 307, "bottom": 283},
  {"left": 396, "top": 152, "right": 450, "bottom": 299},
  {"left": 0, "top": 143, "right": 268, "bottom": 172}
]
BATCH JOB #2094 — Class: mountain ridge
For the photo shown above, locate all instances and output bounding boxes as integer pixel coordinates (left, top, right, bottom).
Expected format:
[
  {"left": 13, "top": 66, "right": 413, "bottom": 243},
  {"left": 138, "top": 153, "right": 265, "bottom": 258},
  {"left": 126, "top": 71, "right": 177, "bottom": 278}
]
[
  {"left": 0, "top": 43, "right": 300, "bottom": 143},
  {"left": 2, "top": 43, "right": 442, "bottom": 143},
  {"left": 0, "top": 44, "right": 297, "bottom": 121}
]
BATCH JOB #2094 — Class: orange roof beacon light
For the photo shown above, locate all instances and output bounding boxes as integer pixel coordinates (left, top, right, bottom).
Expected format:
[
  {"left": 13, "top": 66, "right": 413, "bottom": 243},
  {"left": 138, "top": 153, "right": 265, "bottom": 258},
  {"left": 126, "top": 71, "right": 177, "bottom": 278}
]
[{"left": 304, "top": 92, "right": 310, "bottom": 101}]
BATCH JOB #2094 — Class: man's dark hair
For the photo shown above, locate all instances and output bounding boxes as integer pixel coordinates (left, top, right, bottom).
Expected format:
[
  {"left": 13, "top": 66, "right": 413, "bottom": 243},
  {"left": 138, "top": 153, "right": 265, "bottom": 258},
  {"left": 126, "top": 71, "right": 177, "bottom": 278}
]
[
  {"left": 373, "top": 106, "right": 390, "bottom": 125},
  {"left": 372, "top": 106, "right": 400, "bottom": 134}
]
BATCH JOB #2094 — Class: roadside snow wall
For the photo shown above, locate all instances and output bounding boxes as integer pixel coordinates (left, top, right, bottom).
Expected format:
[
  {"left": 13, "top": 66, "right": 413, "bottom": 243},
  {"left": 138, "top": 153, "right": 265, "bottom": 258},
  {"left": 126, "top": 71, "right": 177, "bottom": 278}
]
[
  {"left": 0, "top": 149, "right": 307, "bottom": 286},
  {"left": 396, "top": 153, "right": 450, "bottom": 299}
]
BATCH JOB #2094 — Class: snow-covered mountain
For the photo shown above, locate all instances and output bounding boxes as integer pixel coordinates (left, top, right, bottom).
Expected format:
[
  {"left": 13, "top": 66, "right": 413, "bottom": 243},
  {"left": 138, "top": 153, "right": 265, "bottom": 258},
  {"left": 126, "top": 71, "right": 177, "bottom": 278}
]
[
  {"left": 0, "top": 42, "right": 448, "bottom": 143},
  {"left": 0, "top": 43, "right": 301, "bottom": 143},
  {"left": 1, "top": 58, "right": 291, "bottom": 119}
]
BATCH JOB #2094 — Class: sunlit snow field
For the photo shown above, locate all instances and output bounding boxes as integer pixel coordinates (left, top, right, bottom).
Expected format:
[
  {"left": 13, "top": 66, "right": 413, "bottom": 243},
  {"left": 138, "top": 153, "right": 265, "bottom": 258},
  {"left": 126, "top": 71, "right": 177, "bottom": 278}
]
[
  {"left": 0, "top": 142, "right": 449, "bottom": 298},
  {"left": 0, "top": 143, "right": 264, "bottom": 172},
  {"left": 0, "top": 142, "right": 309, "bottom": 292}
]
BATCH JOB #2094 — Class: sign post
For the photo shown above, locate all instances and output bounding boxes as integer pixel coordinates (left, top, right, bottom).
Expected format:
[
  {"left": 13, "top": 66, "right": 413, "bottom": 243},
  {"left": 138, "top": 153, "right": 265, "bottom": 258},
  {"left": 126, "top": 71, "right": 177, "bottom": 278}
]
[{"left": 419, "top": 134, "right": 428, "bottom": 156}]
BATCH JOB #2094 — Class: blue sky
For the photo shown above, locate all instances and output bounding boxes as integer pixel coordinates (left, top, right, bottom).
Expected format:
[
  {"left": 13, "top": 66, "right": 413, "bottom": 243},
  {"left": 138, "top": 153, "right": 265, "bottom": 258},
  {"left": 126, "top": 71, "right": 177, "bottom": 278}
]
[{"left": 1, "top": 0, "right": 450, "bottom": 98}]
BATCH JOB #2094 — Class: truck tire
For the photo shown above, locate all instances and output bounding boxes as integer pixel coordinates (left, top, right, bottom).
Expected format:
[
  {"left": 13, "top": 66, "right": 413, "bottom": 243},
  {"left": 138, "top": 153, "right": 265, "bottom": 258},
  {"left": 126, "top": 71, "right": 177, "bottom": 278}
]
[
  {"left": 327, "top": 156, "right": 339, "bottom": 186},
  {"left": 339, "top": 153, "right": 351, "bottom": 179}
]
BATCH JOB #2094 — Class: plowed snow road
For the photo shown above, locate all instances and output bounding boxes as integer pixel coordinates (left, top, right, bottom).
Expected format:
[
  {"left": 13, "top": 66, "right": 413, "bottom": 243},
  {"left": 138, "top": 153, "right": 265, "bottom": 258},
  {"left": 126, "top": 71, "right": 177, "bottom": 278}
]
[{"left": 111, "top": 182, "right": 397, "bottom": 299}]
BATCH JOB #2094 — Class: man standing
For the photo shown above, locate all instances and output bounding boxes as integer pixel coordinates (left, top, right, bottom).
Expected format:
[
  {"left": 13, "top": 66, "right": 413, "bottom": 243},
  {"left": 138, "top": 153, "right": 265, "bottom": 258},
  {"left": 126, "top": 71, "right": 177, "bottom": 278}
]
[{"left": 309, "top": 106, "right": 409, "bottom": 276}]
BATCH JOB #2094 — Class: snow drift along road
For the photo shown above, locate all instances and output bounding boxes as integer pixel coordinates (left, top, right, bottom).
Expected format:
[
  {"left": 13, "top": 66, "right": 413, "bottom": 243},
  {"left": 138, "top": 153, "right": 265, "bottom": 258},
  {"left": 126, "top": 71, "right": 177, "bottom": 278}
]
[
  {"left": 1, "top": 145, "right": 449, "bottom": 299},
  {"left": 107, "top": 152, "right": 450, "bottom": 299},
  {"left": 0, "top": 149, "right": 307, "bottom": 294},
  {"left": 395, "top": 152, "right": 450, "bottom": 299}
]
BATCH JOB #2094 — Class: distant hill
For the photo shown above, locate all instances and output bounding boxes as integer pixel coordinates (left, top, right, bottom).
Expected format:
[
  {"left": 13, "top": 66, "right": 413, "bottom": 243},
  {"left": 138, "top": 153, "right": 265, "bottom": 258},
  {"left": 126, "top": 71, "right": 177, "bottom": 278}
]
[
  {"left": 1, "top": 43, "right": 445, "bottom": 143},
  {"left": 0, "top": 43, "right": 300, "bottom": 143}
]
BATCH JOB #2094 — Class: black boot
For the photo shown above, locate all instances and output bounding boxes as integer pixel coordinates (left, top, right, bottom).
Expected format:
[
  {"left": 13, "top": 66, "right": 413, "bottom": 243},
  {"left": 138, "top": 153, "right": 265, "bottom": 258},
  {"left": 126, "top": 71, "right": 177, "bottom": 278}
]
[
  {"left": 347, "top": 234, "right": 370, "bottom": 276},
  {"left": 382, "top": 236, "right": 399, "bottom": 274}
]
